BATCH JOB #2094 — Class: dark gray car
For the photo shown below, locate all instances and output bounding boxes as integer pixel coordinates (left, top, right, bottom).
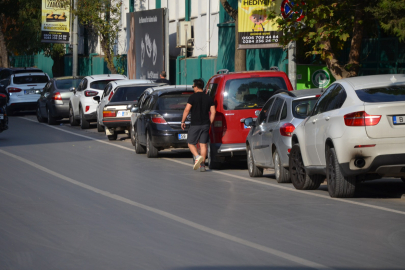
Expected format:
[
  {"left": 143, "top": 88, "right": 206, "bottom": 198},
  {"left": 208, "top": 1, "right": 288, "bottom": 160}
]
[
  {"left": 37, "top": 76, "right": 83, "bottom": 125},
  {"left": 244, "top": 89, "right": 322, "bottom": 182}
]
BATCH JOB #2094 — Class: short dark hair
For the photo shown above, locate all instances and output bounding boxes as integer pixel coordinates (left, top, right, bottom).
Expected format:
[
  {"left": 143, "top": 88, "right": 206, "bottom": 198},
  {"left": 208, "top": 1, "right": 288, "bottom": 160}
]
[
  {"left": 160, "top": 71, "right": 167, "bottom": 78},
  {"left": 193, "top": 79, "right": 204, "bottom": 90}
]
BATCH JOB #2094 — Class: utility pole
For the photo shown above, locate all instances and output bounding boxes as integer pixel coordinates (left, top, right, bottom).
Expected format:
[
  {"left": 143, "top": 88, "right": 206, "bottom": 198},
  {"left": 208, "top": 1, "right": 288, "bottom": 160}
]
[
  {"left": 288, "top": 41, "right": 297, "bottom": 90},
  {"left": 72, "top": 0, "right": 78, "bottom": 76}
]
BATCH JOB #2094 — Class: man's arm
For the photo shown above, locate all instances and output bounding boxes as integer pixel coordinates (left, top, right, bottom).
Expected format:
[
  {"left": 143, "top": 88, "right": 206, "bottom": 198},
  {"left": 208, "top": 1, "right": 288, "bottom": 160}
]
[
  {"left": 209, "top": 105, "right": 216, "bottom": 124},
  {"left": 181, "top": 103, "right": 192, "bottom": 130}
]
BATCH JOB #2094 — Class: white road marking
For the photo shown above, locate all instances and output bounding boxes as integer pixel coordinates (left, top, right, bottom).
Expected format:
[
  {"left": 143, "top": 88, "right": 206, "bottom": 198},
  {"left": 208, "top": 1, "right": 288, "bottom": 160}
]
[
  {"left": 0, "top": 148, "right": 330, "bottom": 270},
  {"left": 21, "top": 116, "right": 405, "bottom": 217}
]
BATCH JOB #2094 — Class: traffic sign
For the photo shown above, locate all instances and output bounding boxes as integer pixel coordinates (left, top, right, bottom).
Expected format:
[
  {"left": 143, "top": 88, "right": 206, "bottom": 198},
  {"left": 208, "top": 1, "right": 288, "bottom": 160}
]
[{"left": 281, "top": 0, "right": 305, "bottom": 22}]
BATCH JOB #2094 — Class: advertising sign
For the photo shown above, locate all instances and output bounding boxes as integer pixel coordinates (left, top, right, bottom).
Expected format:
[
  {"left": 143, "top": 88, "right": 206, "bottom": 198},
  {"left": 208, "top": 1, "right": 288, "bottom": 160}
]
[
  {"left": 41, "top": 0, "right": 70, "bottom": 43},
  {"left": 128, "top": 9, "right": 165, "bottom": 80},
  {"left": 238, "top": 0, "right": 283, "bottom": 49}
]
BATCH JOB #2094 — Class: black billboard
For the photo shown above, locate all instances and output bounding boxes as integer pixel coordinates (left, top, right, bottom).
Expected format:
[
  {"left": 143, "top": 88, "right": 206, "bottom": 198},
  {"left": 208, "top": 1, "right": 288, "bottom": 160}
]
[{"left": 128, "top": 9, "right": 165, "bottom": 80}]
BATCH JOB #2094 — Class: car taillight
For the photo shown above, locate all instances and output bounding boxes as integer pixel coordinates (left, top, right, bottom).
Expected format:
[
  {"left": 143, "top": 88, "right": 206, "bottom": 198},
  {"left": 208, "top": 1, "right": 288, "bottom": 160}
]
[
  {"left": 108, "top": 91, "right": 114, "bottom": 101},
  {"left": 85, "top": 90, "right": 98, "bottom": 97},
  {"left": 0, "top": 93, "right": 6, "bottom": 98},
  {"left": 280, "top": 123, "right": 295, "bottom": 137},
  {"left": 344, "top": 111, "right": 381, "bottom": 126},
  {"left": 103, "top": 110, "right": 116, "bottom": 118},
  {"left": 151, "top": 115, "right": 167, "bottom": 124},
  {"left": 8, "top": 87, "right": 22, "bottom": 93},
  {"left": 52, "top": 92, "right": 62, "bottom": 100}
]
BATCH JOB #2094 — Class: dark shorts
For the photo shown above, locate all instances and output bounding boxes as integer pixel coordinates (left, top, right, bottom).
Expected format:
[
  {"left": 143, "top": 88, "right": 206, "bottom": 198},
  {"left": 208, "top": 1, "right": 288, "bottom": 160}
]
[{"left": 187, "top": 124, "right": 210, "bottom": 145}]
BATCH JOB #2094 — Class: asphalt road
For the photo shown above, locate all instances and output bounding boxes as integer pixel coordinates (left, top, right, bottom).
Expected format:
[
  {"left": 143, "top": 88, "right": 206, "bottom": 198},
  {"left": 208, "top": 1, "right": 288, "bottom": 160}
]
[{"left": 1, "top": 114, "right": 405, "bottom": 270}]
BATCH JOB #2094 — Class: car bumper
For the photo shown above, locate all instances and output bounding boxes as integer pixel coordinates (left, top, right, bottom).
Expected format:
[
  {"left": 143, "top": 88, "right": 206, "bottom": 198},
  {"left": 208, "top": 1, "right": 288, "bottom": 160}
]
[
  {"left": 84, "top": 111, "right": 97, "bottom": 121},
  {"left": 50, "top": 104, "right": 69, "bottom": 118},
  {"left": 8, "top": 102, "right": 37, "bottom": 111},
  {"left": 151, "top": 129, "right": 189, "bottom": 149},
  {"left": 103, "top": 117, "right": 131, "bottom": 128},
  {"left": 213, "top": 143, "right": 247, "bottom": 156}
]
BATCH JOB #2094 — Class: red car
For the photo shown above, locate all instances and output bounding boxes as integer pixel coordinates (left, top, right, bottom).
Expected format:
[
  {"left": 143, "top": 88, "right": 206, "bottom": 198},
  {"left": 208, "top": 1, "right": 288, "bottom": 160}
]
[{"left": 205, "top": 70, "right": 293, "bottom": 169}]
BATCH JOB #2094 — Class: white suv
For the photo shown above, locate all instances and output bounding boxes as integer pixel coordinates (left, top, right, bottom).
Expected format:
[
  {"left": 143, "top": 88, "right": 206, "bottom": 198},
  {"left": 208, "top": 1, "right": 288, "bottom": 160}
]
[
  {"left": 290, "top": 74, "right": 405, "bottom": 198},
  {"left": 69, "top": 74, "right": 127, "bottom": 128},
  {"left": 6, "top": 72, "right": 49, "bottom": 115}
]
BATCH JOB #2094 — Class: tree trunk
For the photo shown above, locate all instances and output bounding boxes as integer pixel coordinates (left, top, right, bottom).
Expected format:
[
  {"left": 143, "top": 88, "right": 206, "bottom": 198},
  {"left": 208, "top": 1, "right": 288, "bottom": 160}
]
[
  {"left": 0, "top": 29, "right": 8, "bottom": 68},
  {"left": 346, "top": 6, "right": 364, "bottom": 76},
  {"left": 234, "top": 19, "right": 246, "bottom": 72},
  {"left": 101, "top": 36, "right": 117, "bottom": 74}
]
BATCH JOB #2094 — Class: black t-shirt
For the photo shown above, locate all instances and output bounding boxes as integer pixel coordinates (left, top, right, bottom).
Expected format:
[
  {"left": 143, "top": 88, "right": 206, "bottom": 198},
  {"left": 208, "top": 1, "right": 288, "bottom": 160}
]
[
  {"left": 187, "top": 92, "right": 215, "bottom": 126},
  {"left": 155, "top": 78, "right": 170, "bottom": 84}
]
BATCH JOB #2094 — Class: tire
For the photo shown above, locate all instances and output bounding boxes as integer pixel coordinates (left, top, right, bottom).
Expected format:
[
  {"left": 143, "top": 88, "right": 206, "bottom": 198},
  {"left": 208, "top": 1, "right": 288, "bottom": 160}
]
[
  {"left": 401, "top": 177, "right": 405, "bottom": 183},
  {"left": 247, "top": 145, "right": 263, "bottom": 177},
  {"left": 80, "top": 107, "right": 90, "bottom": 129},
  {"left": 146, "top": 132, "right": 158, "bottom": 158},
  {"left": 36, "top": 106, "right": 46, "bottom": 123},
  {"left": 207, "top": 141, "right": 221, "bottom": 169},
  {"left": 273, "top": 150, "right": 290, "bottom": 183},
  {"left": 130, "top": 124, "right": 136, "bottom": 146},
  {"left": 326, "top": 147, "right": 356, "bottom": 198},
  {"left": 47, "top": 108, "right": 57, "bottom": 125},
  {"left": 289, "top": 144, "right": 324, "bottom": 190},
  {"left": 134, "top": 129, "right": 146, "bottom": 154},
  {"left": 106, "top": 128, "right": 117, "bottom": 141},
  {"left": 97, "top": 120, "right": 105, "bottom": 132},
  {"left": 69, "top": 105, "right": 79, "bottom": 126}
]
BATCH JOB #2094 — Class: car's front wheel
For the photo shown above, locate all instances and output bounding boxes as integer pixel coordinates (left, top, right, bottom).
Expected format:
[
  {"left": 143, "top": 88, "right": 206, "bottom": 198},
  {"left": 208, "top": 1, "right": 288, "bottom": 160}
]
[
  {"left": 96, "top": 118, "right": 104, "bottom": 132},
  {"left": 326, "top": 147, "right": 356, "bottom": 198},
  {"left": 69, "top": 105, "right": 79, "bottom": 126},
  {"left": 36, "top": 106, "right": 46, "bottom": 123},
  {"left": 134, "top": 129, "right": 146, "bottom": 154},
  {"left": 273, "top": 150, "right": 290, "bottom": 183},
  {"left": 47, "top": 108, "right": 57, "bottom": 125},
  {"left": 247, "top": 145, "right": 263, "bottom": 177},
  {"left": 146, "top": 132, "right": 158, "bottom": 158},
  {"left": 289, "top": 144, "right": 324, "bottom": 190}
]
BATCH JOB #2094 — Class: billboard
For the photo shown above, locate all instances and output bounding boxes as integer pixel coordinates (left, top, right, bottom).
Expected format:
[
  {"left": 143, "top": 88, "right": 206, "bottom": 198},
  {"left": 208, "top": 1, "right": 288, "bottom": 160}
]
[
  {"left": 128, "top": 9, "right": 166, "bottom": 80},
  {"left": 238, "top": 0, "right": 283, "bottom": 49},
  {"left": 41, "top": 0, "right": 70, "bottom": 43}
]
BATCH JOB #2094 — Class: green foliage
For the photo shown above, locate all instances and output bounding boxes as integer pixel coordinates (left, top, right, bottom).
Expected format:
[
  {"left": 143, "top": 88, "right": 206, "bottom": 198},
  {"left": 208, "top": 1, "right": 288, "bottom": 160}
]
[
  {"left": 366, "top": 0, "right": 405, "bottom": 41},
  {"left": 44, "top": 44, "right": 66, "bottom": 59}
]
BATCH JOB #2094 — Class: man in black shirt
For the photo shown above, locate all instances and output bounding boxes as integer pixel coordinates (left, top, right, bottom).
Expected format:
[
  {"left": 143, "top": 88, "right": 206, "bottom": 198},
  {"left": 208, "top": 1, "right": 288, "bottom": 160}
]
[
  {"left": 155, "top": 71, "right": 170, "bottom": 84},
  {"left": 181, "top": 79, "right": 216, "bottom": 171}
]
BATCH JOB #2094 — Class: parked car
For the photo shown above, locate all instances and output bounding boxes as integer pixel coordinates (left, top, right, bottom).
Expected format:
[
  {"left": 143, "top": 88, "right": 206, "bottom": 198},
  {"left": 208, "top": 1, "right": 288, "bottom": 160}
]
[
  {"left": 0, "top": 67, "right": 44, "bottom": 80},
  {"left": 100, "top": 83, "right": 161, "bottom": 140},
  {"left": 290, "top": 74, "right": 405, "bottom": 198},
  {"left": 205, "top": 69, "right": 293, "bottom": 169},
  {"left": 36, "top": 76, "right": 83, "bottom": 124},
  {"left": 6, "top": 72, "right": 49, "bottom": 114},
  {"left": 133, "top": 85, "right": 194, "bottom": 158},
  {"left": 69, "top": 74, "right": 127, "bottom": 129},
  {"left": 0, "top": 78, "right": 10, "bottom": 101},
  {"left": 94, "top": 79, "right": 155, "bottom": 132},
  {"left": 244, "top": 88, "right": 322, "bottom": 182}
]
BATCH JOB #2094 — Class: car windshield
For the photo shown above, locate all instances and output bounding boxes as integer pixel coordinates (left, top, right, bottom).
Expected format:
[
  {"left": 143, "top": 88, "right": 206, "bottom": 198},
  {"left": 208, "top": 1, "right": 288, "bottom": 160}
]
[
  {"left": 90, "top": 80, "right": 119, "bottom": 90},
  {"left": 223, "top": 77, "right": 287, "bottom": 110},
  {"left": 56, "top": 79, "right": 82, "bottom": 90},
  {"left": 355, "top": 85, "right": 405, "bottom": 103},
  {"left": 109, "top": 86, "right": 150, "bottom": 102},
  {"left": 157, "top": 93, "right": 192, "bottom": 110},
  {"left": 13, "top": 75, "right": 48, "bottom": 84},
  {"left": 292, "top": 97, "right": 319, "bottom": 119}
]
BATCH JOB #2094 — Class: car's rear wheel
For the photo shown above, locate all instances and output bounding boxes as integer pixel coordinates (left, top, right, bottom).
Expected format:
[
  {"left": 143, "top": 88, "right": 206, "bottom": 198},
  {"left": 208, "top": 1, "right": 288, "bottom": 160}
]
[
  {"left": 289, "top": 144, "right": 324, "bottom": 190},
  {"left": 47, "top": 108, "right": 57, "bottom": 125},
  {"left": 146, "top": 132, "right": 158, "bottom": 158},
  {"left": 7, "top": 106, "right": 14, "bottom": 116},
  {"left": 273, "top": 150, "right": 290, "bottom": 183},
  {"left": 326, "top": 147, "right": 356, "bottom": 198},
  {"left": 106, "top": 128, "right": 117, "bottom": 141},
  {"left": 247, "top": 145, "right": 263, "bottom": 177},
  {"left": 36, "top": 106, "right": 46, "bottom": 123},
  {"left": 80, "top": 107, "right": 90, "bottom": 129},
  {"left": 134, "top": 129, "right": 146, "bottom": 154},
  {"left": 69, "top": 105, "right": 79, "bottom": 126},
  {"left": 207, "top": 141, "right": 221, "bottom": 169}
]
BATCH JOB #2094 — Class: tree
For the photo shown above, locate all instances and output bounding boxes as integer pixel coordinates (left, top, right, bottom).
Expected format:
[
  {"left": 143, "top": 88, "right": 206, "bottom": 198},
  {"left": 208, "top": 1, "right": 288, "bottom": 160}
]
[
  {"left": 268, "top": 0, "right": 379, "bottom": 80},
  {"left": 366, "top": 0, "right": 405, "bottom": 41},
  {"left": 44, "top": 44, "right": 65, "bottom": 77},
  {"left": 70, "top": 0, "right": 123, "bottom": 74},
  {"left": 220, "top": 0, "right": 246, "bottom": 72}
]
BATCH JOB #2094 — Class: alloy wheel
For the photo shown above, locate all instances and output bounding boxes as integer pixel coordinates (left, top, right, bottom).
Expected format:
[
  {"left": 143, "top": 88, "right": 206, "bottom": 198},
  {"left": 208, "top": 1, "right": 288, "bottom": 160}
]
[{"left": 274, "top": 152, "right": 280, "bottom": 180}]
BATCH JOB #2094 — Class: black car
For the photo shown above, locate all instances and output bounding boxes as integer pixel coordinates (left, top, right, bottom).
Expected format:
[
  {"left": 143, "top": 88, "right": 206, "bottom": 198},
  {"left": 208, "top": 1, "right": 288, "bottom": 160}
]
[
  {"left": 0, "top": 67, "right": 44, "bottom": 80},
  {"left": 133, "top": 86, "right": 194, "bottom": 158},
  {"left": 37, "top": 76, "right": 83, "bottom": 125}
]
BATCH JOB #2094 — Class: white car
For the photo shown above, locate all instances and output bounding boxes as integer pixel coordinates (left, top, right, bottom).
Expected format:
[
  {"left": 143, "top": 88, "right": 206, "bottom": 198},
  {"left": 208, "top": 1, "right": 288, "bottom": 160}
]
[
  {"left": 69, "top": 74, "right": 127, "bottom": 129},
  {"left": 290, "top": 74, "right": 405, "bottom": 198},
  {"left": 6, "top": 72, "right": 49, "bottom": 115},
  {"left": 94, "top": 79, "right": 155, "bottom": 132}
]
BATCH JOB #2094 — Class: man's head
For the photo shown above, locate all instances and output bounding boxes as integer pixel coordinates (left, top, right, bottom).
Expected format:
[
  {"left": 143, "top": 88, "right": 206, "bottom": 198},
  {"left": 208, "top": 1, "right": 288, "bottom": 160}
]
[
  {"left": 160, "top": 71, "right": 167, "bottom": 79},
  {"left": 193, "top": 79, "right": 204, "bottom": 92}
]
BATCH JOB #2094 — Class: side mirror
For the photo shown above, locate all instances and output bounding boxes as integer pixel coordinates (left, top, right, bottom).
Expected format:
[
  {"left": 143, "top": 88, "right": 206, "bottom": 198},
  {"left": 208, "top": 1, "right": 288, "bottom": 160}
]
[
  {"left": 93, "top": 96, "right": 100, "bottom": 103},
  {"left": 244, "top": 117, "right": 254, "bottom": 127},
  {"left": 44, "top": 92, "right": 50, "bottom": 98},
  {"left": 295, "top": 103, "right": 309, "bottom": 116},
  {"left": 69, "top": 87, "right": 76, "bottom": 93},
  {"left": 130, "top": 106, "right": 139, "bottom": 113}
]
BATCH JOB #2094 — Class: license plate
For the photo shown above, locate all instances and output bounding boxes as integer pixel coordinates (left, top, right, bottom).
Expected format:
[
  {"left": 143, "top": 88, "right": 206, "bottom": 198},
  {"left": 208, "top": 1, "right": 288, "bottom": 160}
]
[
  {"left": 24, "top": 89, "right": 36, "bottom": 95},
  {"left": 178, "top": 134, "right": 187, "bottom": 140},
  {"left": 116, "top": 111, "right": 128, "bottom": 117},
  {"left": 393, "top": 116, "right": 405, "bottom": 125},
  {"left": 0, "top": 114, "right": 3, "bottom": 120}
]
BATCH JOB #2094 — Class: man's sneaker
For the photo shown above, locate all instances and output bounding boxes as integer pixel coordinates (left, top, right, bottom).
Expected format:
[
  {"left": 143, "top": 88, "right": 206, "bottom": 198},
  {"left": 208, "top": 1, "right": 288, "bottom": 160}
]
[
  {"left": 200, "top": 164, "right": 206, "bottom": 172},
  {"left": 193, "top": 155, "right": 204, "bottom": 170}
]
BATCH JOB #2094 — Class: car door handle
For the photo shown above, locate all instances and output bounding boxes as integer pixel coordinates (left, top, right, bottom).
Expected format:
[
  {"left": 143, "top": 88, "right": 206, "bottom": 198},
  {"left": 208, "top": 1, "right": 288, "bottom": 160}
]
[
  {"left": 325, "top": 117, "right": 330, "bottom": 121},
  {"left": 269, "top": 129, "right": 273, "bottom": 132},
  {"left": 312, "top": 119, "right": 317, "bottom": 124}
]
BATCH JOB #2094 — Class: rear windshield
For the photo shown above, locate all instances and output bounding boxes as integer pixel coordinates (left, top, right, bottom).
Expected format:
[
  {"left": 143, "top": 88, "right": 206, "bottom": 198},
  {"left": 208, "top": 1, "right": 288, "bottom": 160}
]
[
  {"left": 157, "top": 94, "right": 191, "bottom": 110},
  {"left": 90, "top": 80, "right": 119, "bottom": 90},
  {"left": 109, "top": 86, "right": 150, "bottom": 102},
  {"left": 56, "top": 79, "right": 82, "bottom": 90},
  {"left": 13, "top": 75, "right": 48, "bottom": 84},
  {"left": 355, "top": 85, "right": 405, "bottom": 103},
  {"left": 224, "top": 77, "right": 287, "bottom": 110},
  {"left": 292, "top": 97, "right": 319, "bottom": 119}
]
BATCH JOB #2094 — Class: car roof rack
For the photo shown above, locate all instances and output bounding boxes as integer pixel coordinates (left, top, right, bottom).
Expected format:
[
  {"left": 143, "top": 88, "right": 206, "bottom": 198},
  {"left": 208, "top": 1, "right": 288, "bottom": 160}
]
[{"left": 217, "top": 69, "right": 229, "bottom": 74}]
